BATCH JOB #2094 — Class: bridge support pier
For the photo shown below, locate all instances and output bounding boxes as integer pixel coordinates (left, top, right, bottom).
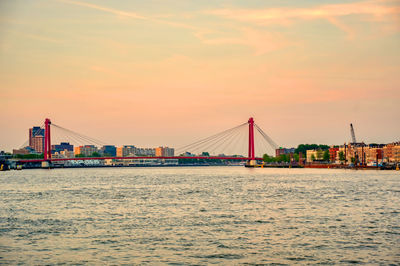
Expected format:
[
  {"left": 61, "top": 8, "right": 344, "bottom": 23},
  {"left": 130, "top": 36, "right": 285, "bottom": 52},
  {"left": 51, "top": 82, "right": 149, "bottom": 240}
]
[
  {"left": 248, "top": 160, "right": 257, "bottom": 166},
  {"left": 246, "top": 160, "right": 257, "bottom": 167},
  {"left": 41, "top": 161, "right": 51, "bottom": 169}
]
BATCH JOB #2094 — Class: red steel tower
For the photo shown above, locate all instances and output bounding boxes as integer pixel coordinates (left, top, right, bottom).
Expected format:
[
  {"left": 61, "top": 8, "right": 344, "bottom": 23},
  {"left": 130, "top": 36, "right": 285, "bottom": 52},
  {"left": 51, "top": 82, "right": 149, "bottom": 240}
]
[
  {"left": 44, "top": 118, "right": 51, "bottom": 160},
  {"left": 248, "top": 117, "right": 255, "bottom": 160}
]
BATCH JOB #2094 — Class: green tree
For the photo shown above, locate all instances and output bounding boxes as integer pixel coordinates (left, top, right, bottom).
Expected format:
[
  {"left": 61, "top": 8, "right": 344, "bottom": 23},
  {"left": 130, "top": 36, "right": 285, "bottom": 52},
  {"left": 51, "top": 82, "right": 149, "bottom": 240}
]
[
  {"left": 92, "top": 152, "right": 101, "bottom": 157},
  {"left": 338, "top": 151, "right": 345, "bottom": 162},
  {"left": 201, "top": 152, "right": 210, "bottom": 156},
  {"left": 276, "top": 154, "right": 290, "bottom": 162},
  {"left": 318, "top": 145, "right": 330, "bottom": 150},
  {"left": 323, "top": 150, "right": 330, "bottom": 161},
  {"left": 316, "top": 150, "right": 324, "bottom": 160},
  {"left": 311, "top": 154, "right": 316, "bottom": 161},
  {"left": 295, "top": 144, "right": 330, "bottom": 155},
  {"left": 75, "top": 154, "right": 86, "bottom": 158},
  {"left": 13, "top": 153, "right": 44, "bottom": 159},
  {"left": 263, "top": 154, "right": 274, "bottom": 163}
]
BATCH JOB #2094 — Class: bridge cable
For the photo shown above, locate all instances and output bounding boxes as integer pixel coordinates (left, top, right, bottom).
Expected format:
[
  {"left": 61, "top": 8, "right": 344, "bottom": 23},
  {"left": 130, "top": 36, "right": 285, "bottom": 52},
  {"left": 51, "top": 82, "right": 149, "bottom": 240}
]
[
  {"left": 254, "top": 123, "right": 278, "bottom": 150},
  {"left": 51, "top": 123, "right": 106, "bottom": 147},
  {"left": 176, "top": 122, "right": 247, "bottom": 154},
  {"left": 196, "top": 124, "right": 245, "bottom": 155},
  {"left": 208, "top": 126, "right": 244, "bottom": 155},
  {"left": 219, "top": 125, "right": 247, "bottom": 156}
]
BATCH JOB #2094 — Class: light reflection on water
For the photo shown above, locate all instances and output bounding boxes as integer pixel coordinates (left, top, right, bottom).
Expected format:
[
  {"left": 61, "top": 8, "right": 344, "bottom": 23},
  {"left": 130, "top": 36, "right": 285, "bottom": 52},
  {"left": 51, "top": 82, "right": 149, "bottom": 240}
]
[{"left": 0, "top": 167, "right": 399, "bottom": 264}]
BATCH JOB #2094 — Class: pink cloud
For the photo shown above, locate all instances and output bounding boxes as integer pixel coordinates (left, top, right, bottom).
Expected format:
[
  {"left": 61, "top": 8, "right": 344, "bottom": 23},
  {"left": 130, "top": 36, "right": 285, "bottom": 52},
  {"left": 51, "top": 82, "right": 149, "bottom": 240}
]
[
  {"left": 194, "top": 27, "right": 292, "bottom": 55},
  {"left": 58, "top": 0, "right": 146, "bottom": 19},
  {"left": 207, "top": 0, "right": 400, "bottom": 23},
  {"left": 206, "top": 0, "right": 400, "bottom": 36}
]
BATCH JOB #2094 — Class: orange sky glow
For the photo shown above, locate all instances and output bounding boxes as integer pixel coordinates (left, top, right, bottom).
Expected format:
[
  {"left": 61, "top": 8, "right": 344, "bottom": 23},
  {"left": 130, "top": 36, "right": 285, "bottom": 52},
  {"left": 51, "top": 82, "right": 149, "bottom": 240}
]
[{"left": 0, "top": 0, "right": 399, "bottom": 155}]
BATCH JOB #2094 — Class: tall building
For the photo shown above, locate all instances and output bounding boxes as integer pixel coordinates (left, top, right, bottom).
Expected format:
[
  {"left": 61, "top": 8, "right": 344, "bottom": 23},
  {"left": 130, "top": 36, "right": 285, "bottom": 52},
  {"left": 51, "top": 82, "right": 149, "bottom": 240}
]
[
  {"left": 100, "top": 145, "right": 117, "bottom": 156},
  {"left": 116, "top": 145, "right": 137, "bottom": 157},
  {"left": 52, "top": 142, "right": 74, "bottom": 153},
  {"left": 29, "top": 126, "right": 45, "bottom": 153},
  {"left": 31, "top": 136, "right": 44, "bottom": 153},
  {"left": 74, "top": 145, "right": 98, "bottom": 156},
  {"left": 29, "top": 126, "right": 44, "bottom": 146},
  {"left": 155, "top": 146, "right": 175, "bottom": 157}
]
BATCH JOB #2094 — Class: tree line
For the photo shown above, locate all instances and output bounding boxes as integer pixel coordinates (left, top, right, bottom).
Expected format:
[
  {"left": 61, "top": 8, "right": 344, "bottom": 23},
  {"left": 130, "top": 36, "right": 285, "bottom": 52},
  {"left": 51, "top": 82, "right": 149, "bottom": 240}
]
[{"left": 263, "top": 144, "right": 333, "bottom": 163}]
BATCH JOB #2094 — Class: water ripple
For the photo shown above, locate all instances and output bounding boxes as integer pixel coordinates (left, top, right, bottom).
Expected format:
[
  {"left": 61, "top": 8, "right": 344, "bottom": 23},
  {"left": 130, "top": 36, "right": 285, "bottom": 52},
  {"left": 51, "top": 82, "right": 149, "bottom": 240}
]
[{"left": 0, "top": 167, "right": 399, "bottom": 264}]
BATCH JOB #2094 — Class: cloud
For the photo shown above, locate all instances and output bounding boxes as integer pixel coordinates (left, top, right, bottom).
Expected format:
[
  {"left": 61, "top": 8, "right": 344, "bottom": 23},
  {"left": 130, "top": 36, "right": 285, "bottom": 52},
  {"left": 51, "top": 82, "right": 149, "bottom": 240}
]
[
  {"left": 57, "top": 0, "right": 287, "bottom": 54},
  {"left": 58, "top": 0, "right": 198, "bottom": 30},
  {"left": 207, "top": 0, "right": 400, "bottom": 23},
  {"left": 195, "top": 28, "right": 290, "bottom": 55},
  {"left": 206, "top": 0, "right": 400, "bottom": 36},
  {"left": 58, "top": 0, "right": 146, "bottom": 19},
  {"left": 58, "top": 0, "right": 397, "bottom": 54}
]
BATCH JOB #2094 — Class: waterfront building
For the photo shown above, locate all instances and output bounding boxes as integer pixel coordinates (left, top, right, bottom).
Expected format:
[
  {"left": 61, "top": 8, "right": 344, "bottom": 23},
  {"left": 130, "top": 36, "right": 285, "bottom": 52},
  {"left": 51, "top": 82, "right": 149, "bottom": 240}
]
[
  {"left": 329, "top": 147, "right": 339, "bottom": 162},
  {"left": 52, "top": 150, "right": 74, "bottom": 159},
  {"left": 393, "top": 145, "right": 400, "bottom": 162},
  {"left": 12, "top": 146, "right": 38, "bottom": 155},
  {"left": 12, "top": 148, "right": 30, "bottom": 155},
  {"left": 116, "top": 145, "right": 156, "bottom": 157},
  {"left": 275, "top": 147, "right": 295, "bottom": 157},
  {"left": 104, "top": 158, "right": 178, "bottom": 166},
  {"left": 116, "top": 145, "right": 137, "bottom": 157},
  {"left": 29, "top": 126, "right": 45, "bottom": 153},
  {"left": 29, "top": 126, "right": 44, "bottom": 145},
  {"left": 383, "top": 142, "right": 400, "bottom": 162},
  {"left": 100, "top": 145, "right": 117, "bottom": 156},
  {"left": 180, "top": 152, "right": 194, "bottom": 156},
  {"left": 337, "top": 144, "right": 349, "bottom": 163},
  {"left": 74, "top": 145, "right": 98, "bottom": 156},
  {"left": 155, "top": 146, "right": 174, "bottom": 157},
  {"left": 365, "top": 147, "right": 383, "bottom": 163},
  {"left": 60, "top": 149, "right": 75, "bottom": 158},
  {"left": 51, "top": 152, "right": 63, "bottom": 159},
  {"left": 335, "top": 143, "right": 388, "bottom": 165},
  {"left": 306, "top": 149, "right": 324, "bottom": 162},
  {"left": 52, "top": 142, "right": 74, "bottom": 153},
  {"left": 135, "top": 148, "right": 156, "bottom": 156},
  {"left": 336, "top": 144, "right": 352, "bottom": 163},
  {"left": 31, "top": 136, "right": 44, "bottom": 153}
]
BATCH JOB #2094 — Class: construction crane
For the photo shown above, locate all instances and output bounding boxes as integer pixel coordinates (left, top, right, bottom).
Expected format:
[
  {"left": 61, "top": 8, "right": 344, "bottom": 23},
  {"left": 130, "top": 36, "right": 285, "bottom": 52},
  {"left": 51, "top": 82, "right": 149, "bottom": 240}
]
[
  {"left": 350, "top": 123, "right": 357, "bottom": 143},
  {"left": 350, "top": 123, "right": 365, "bottom": 167}
]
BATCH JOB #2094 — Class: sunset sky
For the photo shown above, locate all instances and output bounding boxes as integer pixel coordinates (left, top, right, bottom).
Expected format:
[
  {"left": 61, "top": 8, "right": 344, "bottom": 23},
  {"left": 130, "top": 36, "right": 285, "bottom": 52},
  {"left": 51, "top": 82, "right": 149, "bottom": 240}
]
[{"left": 1, "top": 0, "right": 399, "bottom": 154}]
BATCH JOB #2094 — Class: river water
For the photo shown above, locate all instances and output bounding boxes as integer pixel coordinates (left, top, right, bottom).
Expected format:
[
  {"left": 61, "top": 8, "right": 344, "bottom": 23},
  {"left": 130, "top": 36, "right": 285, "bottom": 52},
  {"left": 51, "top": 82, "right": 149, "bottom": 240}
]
[{"left": 0, "top": 167, "right": 399, "bottom": 264}]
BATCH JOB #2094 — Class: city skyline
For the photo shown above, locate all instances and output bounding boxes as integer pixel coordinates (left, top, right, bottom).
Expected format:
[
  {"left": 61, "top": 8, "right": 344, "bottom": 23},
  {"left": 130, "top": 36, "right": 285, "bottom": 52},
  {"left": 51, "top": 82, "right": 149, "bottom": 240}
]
[
  {"left": 9, "top": 122, "right": 400, "bottom": 166},
  {"left": 8, "top": 121, "right": 400, "bottom": 159},
  {"left": 1, "top": 0, "right": 399, "bottom": 151}
]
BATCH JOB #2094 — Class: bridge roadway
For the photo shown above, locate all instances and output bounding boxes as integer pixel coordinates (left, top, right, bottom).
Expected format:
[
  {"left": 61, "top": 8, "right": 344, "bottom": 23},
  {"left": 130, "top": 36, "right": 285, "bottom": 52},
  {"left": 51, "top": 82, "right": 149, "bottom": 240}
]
[{"left": 18, "top": 156, "right": 262, "bottom": 163}]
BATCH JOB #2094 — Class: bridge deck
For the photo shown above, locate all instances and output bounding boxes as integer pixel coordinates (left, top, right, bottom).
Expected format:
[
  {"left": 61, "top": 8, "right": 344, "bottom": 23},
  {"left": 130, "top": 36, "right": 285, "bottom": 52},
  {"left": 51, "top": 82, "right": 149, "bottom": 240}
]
[{"left": 18, "top": 156, "right": 262, "bottom": 163}]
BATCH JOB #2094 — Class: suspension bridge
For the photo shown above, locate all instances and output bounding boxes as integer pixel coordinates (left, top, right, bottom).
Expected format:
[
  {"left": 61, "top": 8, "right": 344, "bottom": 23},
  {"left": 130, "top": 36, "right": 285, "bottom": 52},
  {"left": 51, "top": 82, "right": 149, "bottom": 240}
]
[{"left": 16, "top": 117, "right": 278, "bottom": 167}]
